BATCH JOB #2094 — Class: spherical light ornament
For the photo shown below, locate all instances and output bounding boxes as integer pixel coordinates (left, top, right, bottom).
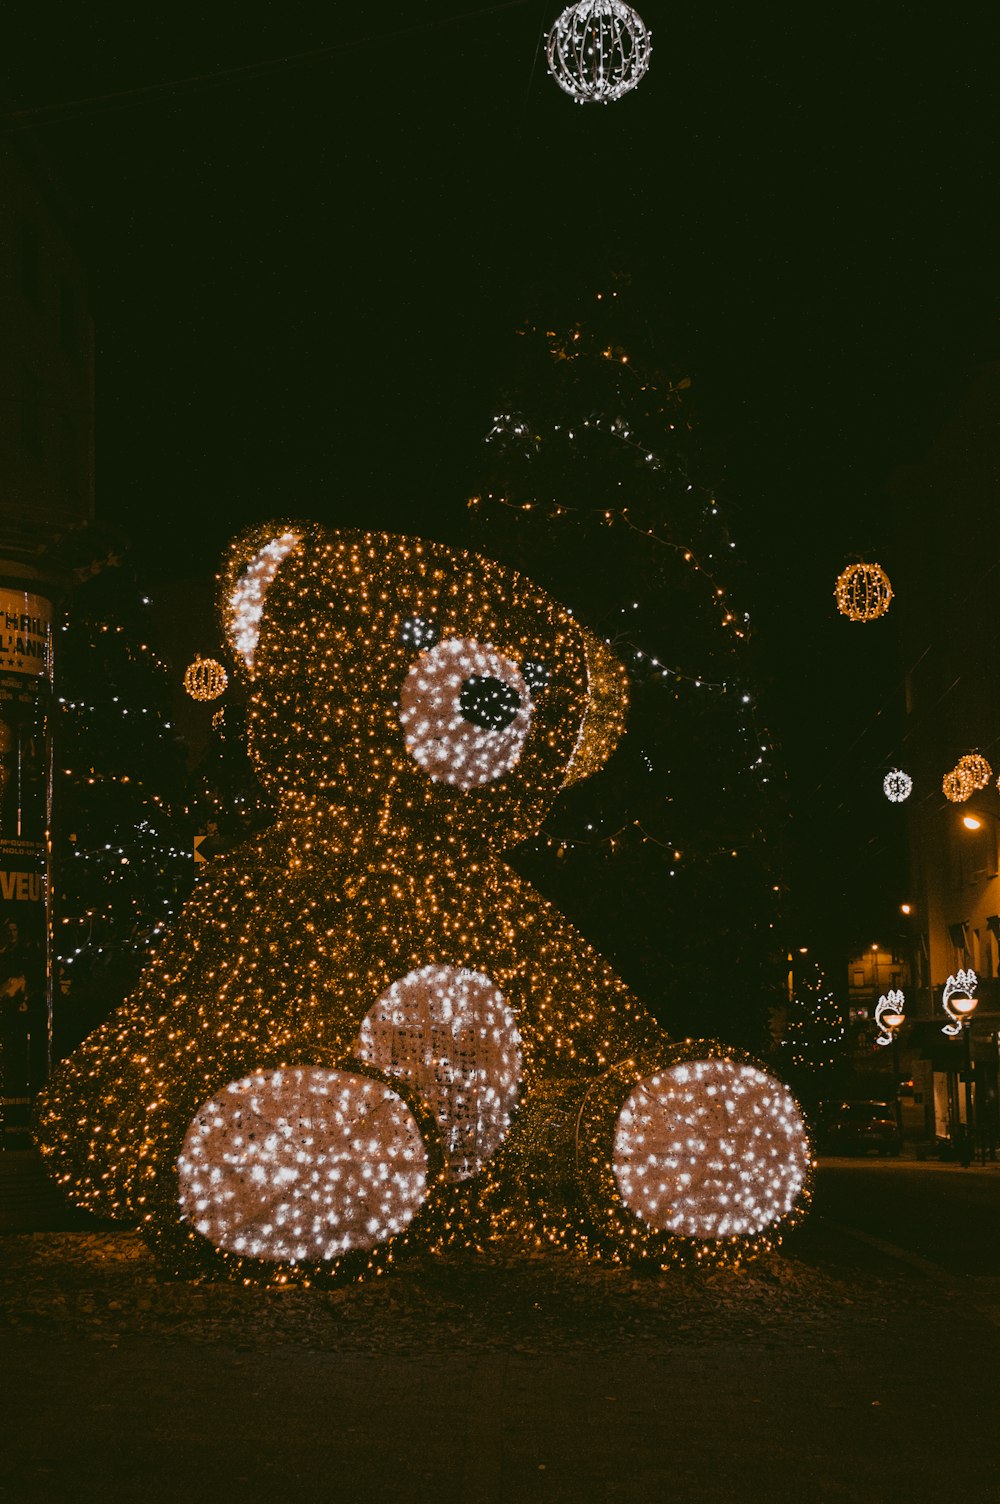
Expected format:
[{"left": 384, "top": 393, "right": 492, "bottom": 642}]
[
  {"left": 834, "top": 562, "right": 893, "bottom": 622},
  {"left": 943, "top": 766, "right": 975, "bottom": 803},
  {"left": 956, "top": 752, "right": 992, "bottom": 791},
  {"left": 883, "top": 768, "right": 912, "bottom": 803},
  {"left": 184, "top": 654, "right": 228, "bottom": 702},
  {"left": 546, "top": 1, "right": 652, "bottom": 105}
]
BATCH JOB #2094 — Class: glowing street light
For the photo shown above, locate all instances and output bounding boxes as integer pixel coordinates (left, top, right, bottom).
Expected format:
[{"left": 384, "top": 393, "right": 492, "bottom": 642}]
[{"left": 942, "top": 970, "right": 978, "bottom": 1157}]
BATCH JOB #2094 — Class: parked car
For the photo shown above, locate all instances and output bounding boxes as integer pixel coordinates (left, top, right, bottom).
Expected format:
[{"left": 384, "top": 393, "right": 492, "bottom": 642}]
[{"left": 821, "top": 1101, "right": 902, "bottom": 1157}]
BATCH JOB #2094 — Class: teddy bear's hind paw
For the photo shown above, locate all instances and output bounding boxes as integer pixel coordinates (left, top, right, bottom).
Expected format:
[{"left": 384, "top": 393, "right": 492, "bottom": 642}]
[{"left": 176, "top": 1066, "right": 431, "bottom": 1262}]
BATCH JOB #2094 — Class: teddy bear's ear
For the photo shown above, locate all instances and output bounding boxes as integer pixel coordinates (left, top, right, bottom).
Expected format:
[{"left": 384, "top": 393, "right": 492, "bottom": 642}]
[
  {"left": 218, "top": 520, "right": 309, "bottom": 676},
  {"left": 561, "top": 627, "right": 630, "bottom": 787}
]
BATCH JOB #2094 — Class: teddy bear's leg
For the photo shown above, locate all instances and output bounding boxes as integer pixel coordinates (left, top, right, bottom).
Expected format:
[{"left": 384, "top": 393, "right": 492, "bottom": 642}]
[
  {"left": 33, "top": 1010, "right": 147, "bottom": 1220},
  {"left": 171, "top": 1065, "right": 433, "bottom": 1263},
  {"left": 353, "top": 964, "right": 523, "bottom": 1183},
  {"left": 574, "top": 1046, "right": 812, "bottom": 1254}
]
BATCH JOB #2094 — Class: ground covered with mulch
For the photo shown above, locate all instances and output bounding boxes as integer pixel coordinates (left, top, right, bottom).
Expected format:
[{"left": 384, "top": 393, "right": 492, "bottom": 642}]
[{"left": 0, "top": 1222, "right": 941, "bottom": 1356}]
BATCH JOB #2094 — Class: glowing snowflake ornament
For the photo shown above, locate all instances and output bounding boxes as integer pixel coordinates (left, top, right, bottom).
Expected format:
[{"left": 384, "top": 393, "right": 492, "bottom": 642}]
[
  {"left": 883, "top": 769, "right": 912, "bottom": 803},
  {"left": 547, "top": 1, "right": 652, "bottom": 105}
]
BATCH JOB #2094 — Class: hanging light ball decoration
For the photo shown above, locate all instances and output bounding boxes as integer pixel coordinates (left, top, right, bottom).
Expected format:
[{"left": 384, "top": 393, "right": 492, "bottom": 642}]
[
  {"left": 883, "top": 768, "right": 913, "bottom": 804},
  {"left": 183, "top": 654, "right": 228, "bottom": 702},
  {"left": 956, "top": 752, "right": 992, "bottom": 791},
  {"left": 546, "top": 1, "right": 652, "bottom": 105},
  {"left": 834, "top": 562, "right": 894, "bottom": 622},
  {"left": 943, "top": 765, "right": 976, "bottom": 803}
]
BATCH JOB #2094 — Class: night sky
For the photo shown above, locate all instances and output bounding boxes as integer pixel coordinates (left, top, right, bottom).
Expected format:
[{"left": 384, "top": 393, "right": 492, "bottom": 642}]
[{"left": 4, "top": 3, "right": 998, "bottom": 961}]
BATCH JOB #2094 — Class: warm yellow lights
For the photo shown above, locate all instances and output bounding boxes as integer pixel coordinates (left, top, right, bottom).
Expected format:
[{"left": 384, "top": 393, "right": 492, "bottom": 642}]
[
  {"left": 35, "top": 523, "right": 811, "bottom": 1284},
  {"left": 962, "top": 814, "right": 983, "bottom": 831},
  {"left": 183, "top": 654, "right": 229, "bottom": 702},
  {"left": 957, "top": 752, "right": 992, "bottom": 790},
  {"left": 943, "top": 766, "right": 975, "bottom": 803},
  {"left": 834, "top": 562, "right": 893, "bottom": 622}
]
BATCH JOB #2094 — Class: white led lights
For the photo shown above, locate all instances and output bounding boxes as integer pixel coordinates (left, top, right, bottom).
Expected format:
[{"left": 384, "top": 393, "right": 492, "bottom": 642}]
[
  {"left": 176, "top": 1067, "right": 429, "bottom": 1261},
  {"left": 399, "top": 637, "right": 532, "bottom": 790},
  {"left": 612, "top": 1059, "right": 811, "bottom": 1239},
  {"left": 942, "top": 969, "right": 977, "bottom": 1037},
  {"left": 355, "top": 964, "right": 523, "bottom": 1181},
  {"left": 546, "top": 1, "right": 652, "bottom": 105},
  {"left": 874, "top": 989, "right": 905, "bottom": 1046},
  {"left": 883, "top": 769, "right": 912, "bottom": 803},
  {"left": 227, "top": 530, "right": 301, "bottom": 671}
]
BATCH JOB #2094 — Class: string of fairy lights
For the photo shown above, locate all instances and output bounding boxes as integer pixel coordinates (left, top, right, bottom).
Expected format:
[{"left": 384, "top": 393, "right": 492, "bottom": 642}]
[
  {"left": 53, "top": 589, "right": 191, "bottom": 988},
  {"left": 467, "top": 307, "right": 779, "bottom": 874}
]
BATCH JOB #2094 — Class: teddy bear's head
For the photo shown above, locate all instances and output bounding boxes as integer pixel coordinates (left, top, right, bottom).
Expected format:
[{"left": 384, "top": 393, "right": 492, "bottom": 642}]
[{"left": 218, "top": 522, "right": 628, "bottom": 848}]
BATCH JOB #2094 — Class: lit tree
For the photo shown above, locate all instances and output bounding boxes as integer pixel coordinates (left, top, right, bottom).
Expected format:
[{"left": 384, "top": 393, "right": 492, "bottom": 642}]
[
  {"left": 780, "top": 957, "right": 845, "bottom": 1074},
  {"left": 53, "top": 556, "right": 192, "bottom": 1053},
  {"left": 465, "top": 283, "right": 783, "bottom": 1049}
]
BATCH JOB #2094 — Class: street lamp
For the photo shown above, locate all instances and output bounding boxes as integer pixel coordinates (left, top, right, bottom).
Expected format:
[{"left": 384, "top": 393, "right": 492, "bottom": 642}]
[
  {"left": 942, "top": 969, "right": 979, "bottom": 1157},
  {"left": 875, "top": 990, "right": 905, "bottom": 1131}
]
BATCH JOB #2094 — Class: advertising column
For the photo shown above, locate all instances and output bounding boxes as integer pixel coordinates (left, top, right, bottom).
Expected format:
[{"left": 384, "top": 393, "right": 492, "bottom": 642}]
[{"left": 0, "top": 586, "right": 54, "bottom": 1144}]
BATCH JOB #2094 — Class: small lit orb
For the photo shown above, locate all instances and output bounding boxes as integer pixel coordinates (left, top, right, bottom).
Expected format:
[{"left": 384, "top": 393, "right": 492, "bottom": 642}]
[
  {"left": 612, "top": 1059, "right": 810, "bottom": 1240},
  {"left": 834, "top": 562, "right": 893, "bottom": 622},
  {"left": 956, "top": 752, "right": 992, "bottom": 791},
  {"left": 883, "top": 769, "right": 912, "bottom": 803},
  {"left": 183, "top": 655, "right": 228, "bottom": 702},
  {"left": 943, "top": 765, "right": 975, "bottom": 804},
  {"left": 547, "top": 1, "right": 652, "bottom": 106}
]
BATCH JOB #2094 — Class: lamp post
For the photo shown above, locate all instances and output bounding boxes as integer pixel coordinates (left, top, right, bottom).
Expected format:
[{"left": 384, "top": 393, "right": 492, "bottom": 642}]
[
  {"left": 875, "top": 991, "right": 905, "bottom": 1132},
  {"left": 942, "top": 970, "right": 979, "bottom": 1158}
]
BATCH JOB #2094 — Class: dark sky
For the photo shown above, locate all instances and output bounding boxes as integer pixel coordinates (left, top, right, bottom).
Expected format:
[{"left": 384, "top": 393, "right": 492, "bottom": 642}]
[{"left": 5, "top": 3, "right": 998, "bottom": 956}]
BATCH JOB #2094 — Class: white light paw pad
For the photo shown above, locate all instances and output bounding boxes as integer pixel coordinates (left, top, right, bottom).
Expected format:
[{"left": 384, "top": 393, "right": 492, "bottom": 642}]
[
  {"left": 176, "top": 1067, "right": 430, "bottom": 1261},
  {"left": 354, "top": 964, "right": 523, "bottom": 1182},
  {"left": 612, "top": 1059, "right": 811, "bottom": 1240}
]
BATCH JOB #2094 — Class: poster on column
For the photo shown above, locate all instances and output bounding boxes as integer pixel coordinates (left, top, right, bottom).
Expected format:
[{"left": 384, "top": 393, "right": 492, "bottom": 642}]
[{"left": 0, "top": 588, "right": 53, "bottom": 1140}]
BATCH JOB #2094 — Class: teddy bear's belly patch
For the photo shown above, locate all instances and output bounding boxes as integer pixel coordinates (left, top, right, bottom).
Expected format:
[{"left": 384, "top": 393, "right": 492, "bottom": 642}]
[{"left": 354, "top": 964, "right": 523, "bottom": 1182}]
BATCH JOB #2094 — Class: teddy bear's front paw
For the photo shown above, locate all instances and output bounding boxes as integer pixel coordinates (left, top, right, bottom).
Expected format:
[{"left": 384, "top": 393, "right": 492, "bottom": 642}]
[{"left": 175, "top": 1066, "right": 433, "bottom": 1262}]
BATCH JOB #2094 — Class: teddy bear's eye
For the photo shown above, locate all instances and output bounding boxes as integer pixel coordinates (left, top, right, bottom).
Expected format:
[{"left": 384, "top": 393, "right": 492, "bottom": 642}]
[
  {"left": 459, "top": 675, "right": 521, "bottom": 730},
  {"left": 399, "top": 616, "right": 438, "bottom": 650},
  {"left": 398, "top": 637, "right": 533, "bottom": 791},
  {"left": 520, "top": 660, "right": 550, "bottom": 693}
]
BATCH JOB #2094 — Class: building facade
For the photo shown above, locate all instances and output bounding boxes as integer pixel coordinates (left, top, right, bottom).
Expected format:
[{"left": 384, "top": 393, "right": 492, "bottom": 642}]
[
  {"left": 891, "top": 367, "right": 1000, "bottom": 1151},
  {"left": 0, "top": 134, "right": 95, "bottom": 1142}
]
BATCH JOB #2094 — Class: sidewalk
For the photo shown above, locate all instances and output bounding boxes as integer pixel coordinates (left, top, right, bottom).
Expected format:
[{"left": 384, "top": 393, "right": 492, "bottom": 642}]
[{"left": 1, "top": 1214, "right": 997, "bottom": 1504}]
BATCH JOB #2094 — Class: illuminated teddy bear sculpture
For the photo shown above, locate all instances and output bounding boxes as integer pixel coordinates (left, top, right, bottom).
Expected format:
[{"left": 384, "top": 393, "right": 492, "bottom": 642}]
[{"left": 37, "top": 523, "right": 811, "bottom": 1281}]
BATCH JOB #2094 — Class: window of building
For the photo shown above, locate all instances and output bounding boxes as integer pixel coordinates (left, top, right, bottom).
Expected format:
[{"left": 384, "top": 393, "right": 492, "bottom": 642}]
[{"left": 852, "top": 969, "right": 865, "bottom": 988}]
